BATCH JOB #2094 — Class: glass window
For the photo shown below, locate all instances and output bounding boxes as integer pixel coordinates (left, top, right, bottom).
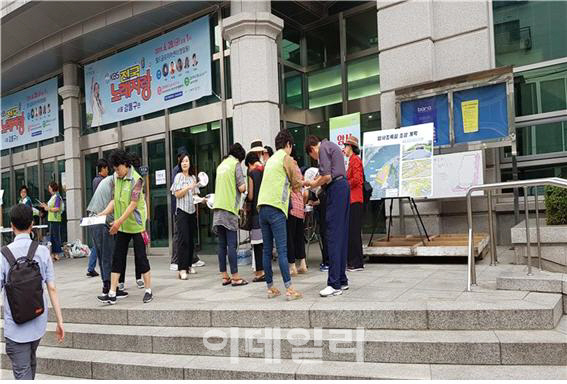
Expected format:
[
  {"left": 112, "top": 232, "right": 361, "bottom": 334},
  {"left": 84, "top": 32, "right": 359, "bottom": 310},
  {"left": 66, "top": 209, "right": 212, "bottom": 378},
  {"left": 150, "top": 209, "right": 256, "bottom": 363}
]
[
  {"left": 196, "top": 60, "right": 221, "bottom": 107},
  {"left": 287, "top": 123, "right": 307, "bottom": 168},
  {"left": 347, "top": 55, "right": 380, "bottom": 101},
  {"left": 27, "top": 165, "right": 39, "bottom": 202},
  {"left": 225, "top": 57, "right": 232, "bottom": 100},
  {"left": 14, "top": 169, "right": 25, "bottom": 194},
  {"left": 43, "top": 162, "right": 55, "bottom": 201},
  {"left": 147, "top": 139, "right": 169, "bottom": 247},
  {"left": 306, "top": 22, "right": 340, "bottom": 66},
  {"left": 346, "top": 9, "right": 378, "bottom": 55},
  {"left": 308, "top": 65, "right": 342, "bottom": 109},
  {"left": 84, "top": 153, "right": 99, "bottom": 207},
  {"left": 282, "top": 26, "right": 301, "bottom": 65},
  {"left": 493, "top": 1, "right": 567, "bottom": 67},
  {"left": 307, "top": 122, "right": 329, "bottom": 141},
  {"left": 514, "top": 62, "right": 567, "bottom": 116},
  {"left": 284, "top": 67, "right": 304, "bottom": 109},
  {"left": 360, "top": 112, "right": 381, "bottom": 146},
  {"left": 516, "top": 120, "right": 567, "bottom": 156},
  {"left": 1, "top": 149, "right": 9, "bottom": 157},
  {"left": 2, "top": 171, "right": 12, "bottom": 225}
]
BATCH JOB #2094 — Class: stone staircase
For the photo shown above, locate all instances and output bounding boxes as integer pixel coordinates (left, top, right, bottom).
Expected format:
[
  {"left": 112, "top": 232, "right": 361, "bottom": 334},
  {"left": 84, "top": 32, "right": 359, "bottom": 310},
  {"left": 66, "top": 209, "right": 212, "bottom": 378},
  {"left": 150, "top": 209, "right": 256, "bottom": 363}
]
[{"left": 2, "top": 293, "right": 567, "bottom": 380}]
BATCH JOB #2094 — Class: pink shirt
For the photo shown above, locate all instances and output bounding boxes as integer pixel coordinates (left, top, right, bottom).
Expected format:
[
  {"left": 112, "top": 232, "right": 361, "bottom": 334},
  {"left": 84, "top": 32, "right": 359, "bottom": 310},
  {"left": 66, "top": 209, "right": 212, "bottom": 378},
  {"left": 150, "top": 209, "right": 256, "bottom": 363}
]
[{"left": 289, "top": 164, "right": 304, "bottom": 219}]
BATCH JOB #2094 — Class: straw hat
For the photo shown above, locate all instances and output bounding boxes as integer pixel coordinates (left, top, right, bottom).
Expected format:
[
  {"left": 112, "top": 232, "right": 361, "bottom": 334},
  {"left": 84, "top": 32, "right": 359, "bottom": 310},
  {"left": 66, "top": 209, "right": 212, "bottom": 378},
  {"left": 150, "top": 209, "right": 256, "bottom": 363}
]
[
  {"left": 345, "top": 136, "right": 359, "bottom": 149},
  {"left": 250, "top": 139, "right": 266, "bottom": 153}
]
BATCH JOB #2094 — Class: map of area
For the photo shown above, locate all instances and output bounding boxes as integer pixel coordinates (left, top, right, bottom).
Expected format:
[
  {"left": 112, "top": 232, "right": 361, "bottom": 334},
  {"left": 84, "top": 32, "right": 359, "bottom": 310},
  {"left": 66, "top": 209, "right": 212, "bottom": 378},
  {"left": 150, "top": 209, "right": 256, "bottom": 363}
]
[
  {"left": 401, "top": 178, "right": 432, "bottom": 197},
  {"left": 432, "top": 150, "right": 483, "bottom": 198},
  {"left": 363, "top": 144, "right": 400, "bottom": 199},
  {"left": 402, "top": 159, "right": 432, "bottom": 179}
]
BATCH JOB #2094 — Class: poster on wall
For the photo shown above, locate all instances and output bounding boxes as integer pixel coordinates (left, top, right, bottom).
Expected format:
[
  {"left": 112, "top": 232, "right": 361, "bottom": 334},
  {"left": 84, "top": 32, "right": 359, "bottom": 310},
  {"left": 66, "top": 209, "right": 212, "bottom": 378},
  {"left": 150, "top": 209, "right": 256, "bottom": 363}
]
[
  {"left": 432, "top": 150, "right": 484, "bottom": 199},
  {"left": 84, "top": 15, "right": 212, "bottom": 129},
  {"left": 400, "top": 94, "right": 450, "bottom": 146},
  {"left": 363, "top": 123, "right": 434, "bottom": 200},
  {"left": 1, "top": 77, "right": 59, "bottom": 150}
]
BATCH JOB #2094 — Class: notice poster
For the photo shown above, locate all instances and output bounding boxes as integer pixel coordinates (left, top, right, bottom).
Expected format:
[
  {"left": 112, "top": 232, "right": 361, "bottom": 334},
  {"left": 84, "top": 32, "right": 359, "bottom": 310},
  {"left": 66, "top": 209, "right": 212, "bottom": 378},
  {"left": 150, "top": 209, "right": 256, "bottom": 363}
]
[
  {"left": 363, "top": 123, "right": 434, "bottom": 199},
  {"left": 462, "top": 99, "right": 479, "bottom": 133},
  {"left": 432, "top": 150, "right": 484, "bottom": 198},
  {"left": 1, "top": 77, "right": 59, "bottom": 150},
  {"left": 84, "top": 16, "right": 212, "bottom": 128}
]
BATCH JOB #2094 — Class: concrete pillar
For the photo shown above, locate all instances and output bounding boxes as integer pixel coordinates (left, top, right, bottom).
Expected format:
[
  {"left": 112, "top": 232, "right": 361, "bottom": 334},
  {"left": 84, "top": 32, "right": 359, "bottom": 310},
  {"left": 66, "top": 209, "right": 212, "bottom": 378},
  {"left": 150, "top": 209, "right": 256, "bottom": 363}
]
[
  {"left": 223, "top": 1, "right": 283, "bottom": 149},
  {"left": 58, "top": 63, "right": 83, "bottom": 242}
]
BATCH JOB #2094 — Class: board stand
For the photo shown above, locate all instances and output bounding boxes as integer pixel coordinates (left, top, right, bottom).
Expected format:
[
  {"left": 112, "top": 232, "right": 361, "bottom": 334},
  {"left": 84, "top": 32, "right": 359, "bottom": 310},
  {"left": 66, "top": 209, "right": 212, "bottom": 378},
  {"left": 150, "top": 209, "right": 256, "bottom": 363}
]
[{"left": 368, "top": 197, "right": 430, "bottom": 247}]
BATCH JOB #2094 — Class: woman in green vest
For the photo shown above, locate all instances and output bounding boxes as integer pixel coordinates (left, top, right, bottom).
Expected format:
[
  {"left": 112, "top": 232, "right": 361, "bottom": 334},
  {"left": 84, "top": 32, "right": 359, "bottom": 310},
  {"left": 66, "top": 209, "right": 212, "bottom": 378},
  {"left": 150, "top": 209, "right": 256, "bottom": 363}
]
[
  {"left": 212, "top": 143, "right": 248, "bottom": 286},
  {"left": 39, "top": 181, "right": 63, "bottom": 262},
  {"left": 96, "top": 149, "right": 153, "bottom": 305},
  {"left": 257, "top": 130, "right": 303, "bottom": 300}
]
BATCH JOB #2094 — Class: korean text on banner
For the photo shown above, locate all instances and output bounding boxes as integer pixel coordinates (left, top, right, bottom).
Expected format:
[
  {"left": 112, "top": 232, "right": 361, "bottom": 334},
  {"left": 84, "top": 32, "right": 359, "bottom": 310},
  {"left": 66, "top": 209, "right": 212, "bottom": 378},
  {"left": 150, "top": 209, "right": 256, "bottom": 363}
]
[
  {"left": 329, "top": 112, "right": 361, "bottom": 147},
  {"left": 84, "top": 16, "right": 212, "bottom": 128},
  {"left": 363, "top": 123, "right": 434, "bottom": 200},
  {"left": 1, "top": 78, "right": 59, "bottom": 150}
]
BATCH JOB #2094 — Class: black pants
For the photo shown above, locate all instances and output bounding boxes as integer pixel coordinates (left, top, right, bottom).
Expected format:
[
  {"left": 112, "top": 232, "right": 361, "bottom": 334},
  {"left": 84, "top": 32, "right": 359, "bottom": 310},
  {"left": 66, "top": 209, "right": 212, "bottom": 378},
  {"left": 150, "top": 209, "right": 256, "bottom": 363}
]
[
  {"left": 175, "top": 209, "right": 196, "bottom": 271},
  {"left": 348, "top": 202, "right": 364, "bottom": 269},
  {"left": 172, "top": 213, "right": 200, "bottom": 265},
  {"left": 287, "top": 215, "right": 305, "bottom": 264},
  {"left": 112, "top": 231, "right": 151, "bottom": 276},
  {"left": 253, "top": 243, "right": 264, "bottom": 272}
]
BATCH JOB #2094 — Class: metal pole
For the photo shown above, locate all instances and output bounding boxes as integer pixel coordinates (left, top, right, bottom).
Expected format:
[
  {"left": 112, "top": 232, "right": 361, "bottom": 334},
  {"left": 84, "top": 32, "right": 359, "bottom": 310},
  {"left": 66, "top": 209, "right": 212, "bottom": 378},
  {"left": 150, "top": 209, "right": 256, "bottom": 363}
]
[
  {"left": 466, "top": 193, "right": 475, "bottom": 291},
  {"left": 487, "top": 190, "right": 497, "bottom": 266},
  {"left": 534, "top": 187, "right": 542, "bottom": 271},
  {"left": 524, "top": 186, "right": 533, "bottom": 276}
]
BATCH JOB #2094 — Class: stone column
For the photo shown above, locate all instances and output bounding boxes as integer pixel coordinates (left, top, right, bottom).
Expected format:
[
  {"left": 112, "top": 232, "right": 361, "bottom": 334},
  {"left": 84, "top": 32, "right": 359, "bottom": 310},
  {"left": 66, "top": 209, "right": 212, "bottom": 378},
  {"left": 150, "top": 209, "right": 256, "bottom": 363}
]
[
  {"left": 223, "top": 1, "right": 283, "bottom": 149},
  {"left": 59, "top": 63, "right": 83, "bottom": 242}
]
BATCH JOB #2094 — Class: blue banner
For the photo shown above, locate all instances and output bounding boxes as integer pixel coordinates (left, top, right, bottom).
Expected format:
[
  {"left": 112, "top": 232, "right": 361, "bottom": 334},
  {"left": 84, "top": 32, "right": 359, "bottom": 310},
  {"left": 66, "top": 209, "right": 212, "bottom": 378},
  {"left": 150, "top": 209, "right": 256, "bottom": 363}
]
[
  {"left": 401, "top": 94, "right": 450, "bottom": 146},
  {"left": 84, "top": 16, "right": 212, "bottom": 128},
  {"left": 1, "top": 77, "right": 59, "bottom": 150},
  {"left": 453, "top": 83, "right": 508, "bottom": 144}
]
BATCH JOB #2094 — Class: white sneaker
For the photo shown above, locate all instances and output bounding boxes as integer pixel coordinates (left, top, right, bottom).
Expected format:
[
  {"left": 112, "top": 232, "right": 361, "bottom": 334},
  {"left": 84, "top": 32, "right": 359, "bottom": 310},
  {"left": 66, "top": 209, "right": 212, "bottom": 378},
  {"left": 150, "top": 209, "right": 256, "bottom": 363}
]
[
  {"left": 192, "top": 260, "right": 205, "bottom": 268},
  {"left": 189, "top": 267, "right": 197, "bottom": 274},
  {"left": 320, "top": 286, "right": 342, "bottom": 297},
  {"left": 341, "top": 285, "right": 349, "bottom": 291},
  {"left": 170, "top": 263, "right": 178, "bottom": 271}
]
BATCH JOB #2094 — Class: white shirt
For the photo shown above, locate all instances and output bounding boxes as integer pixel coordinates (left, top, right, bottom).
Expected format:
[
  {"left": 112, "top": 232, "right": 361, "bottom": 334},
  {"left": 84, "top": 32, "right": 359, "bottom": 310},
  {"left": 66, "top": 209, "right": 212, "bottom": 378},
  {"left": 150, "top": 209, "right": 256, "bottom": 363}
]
[{"left": 170, "top": 173, "right": 199, "bottom": 215}]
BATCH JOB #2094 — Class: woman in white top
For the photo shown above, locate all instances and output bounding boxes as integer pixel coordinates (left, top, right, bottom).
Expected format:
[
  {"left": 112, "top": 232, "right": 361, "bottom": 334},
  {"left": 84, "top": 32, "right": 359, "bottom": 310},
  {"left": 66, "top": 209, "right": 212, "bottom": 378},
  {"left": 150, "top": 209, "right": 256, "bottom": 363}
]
[
  {"left": 90, "top": 77, "right": 104, "bottom": 127},
  {"left": 170, "top": 152, "right": 201, "bottom": 280}
]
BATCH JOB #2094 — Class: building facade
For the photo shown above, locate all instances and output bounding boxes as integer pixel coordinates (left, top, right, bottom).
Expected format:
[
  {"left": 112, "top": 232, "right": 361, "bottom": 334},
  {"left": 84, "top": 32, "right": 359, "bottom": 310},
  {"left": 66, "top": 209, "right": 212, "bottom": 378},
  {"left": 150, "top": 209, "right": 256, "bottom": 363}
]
[{"left": 1, "top": 0, "right": 566, "bottom": 252}]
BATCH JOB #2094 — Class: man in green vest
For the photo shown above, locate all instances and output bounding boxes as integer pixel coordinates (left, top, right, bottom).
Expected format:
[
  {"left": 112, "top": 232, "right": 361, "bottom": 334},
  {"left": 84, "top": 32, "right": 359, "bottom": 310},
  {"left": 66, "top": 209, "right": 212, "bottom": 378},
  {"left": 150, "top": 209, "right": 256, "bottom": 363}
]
[
  {"left": 97, "top": 149, "right": 153, "bottom": 305},
  {"left": 257, "top": 130, "right": 303, "bottom": 300}
]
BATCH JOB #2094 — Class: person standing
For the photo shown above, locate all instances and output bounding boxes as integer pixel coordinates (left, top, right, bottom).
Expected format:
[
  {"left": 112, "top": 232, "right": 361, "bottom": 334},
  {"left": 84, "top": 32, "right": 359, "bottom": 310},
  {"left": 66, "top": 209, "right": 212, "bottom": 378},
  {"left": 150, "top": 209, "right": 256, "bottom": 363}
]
[
  {"left": 39, "top": 182, "right": 63, "bottom": 262},
  {"left": 86, "top": 159, "right": 109, "bottom": 278},
  {"left": 244, "top": 149, "right": 265, "bottom": 282},
  {"left": 212, "top": 143, "right": 248, "bottom": 286},
  {"left": 263, "top": 145, "right": 274, "bottom": 164},
  {"left": 344, "top": 136, "right": 365, "bottom": 271},
  {"left": 1, "top": 204, "right": 65, "bottom": 380},
  {"left": 18, "top": 186, "right": 33, "bottom": 208},
  {"left": 97, "top": 149, "right": 153, "bottom": 304},
  {"left": 287, "top": 150, "right": 308, "bottom": 276},
  {"left": 257, "top": 130, "right": 303, "bottom": 300},
  {"left": 304, "top": 136, "right": 350, "bottom": 297},
  {"left": 170, "top": 152, "right": 200, "bottom": 280}
]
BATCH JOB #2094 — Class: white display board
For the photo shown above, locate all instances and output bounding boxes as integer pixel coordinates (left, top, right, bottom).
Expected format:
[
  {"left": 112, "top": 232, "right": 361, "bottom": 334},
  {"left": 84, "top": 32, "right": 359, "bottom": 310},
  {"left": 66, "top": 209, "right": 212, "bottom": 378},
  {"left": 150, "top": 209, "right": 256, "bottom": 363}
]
[
  {"left": 432, "top": 150, "right": 484, "bottom": 198},
  {"left": 363, "top": 123, "right": 434, "bottom": 199}
]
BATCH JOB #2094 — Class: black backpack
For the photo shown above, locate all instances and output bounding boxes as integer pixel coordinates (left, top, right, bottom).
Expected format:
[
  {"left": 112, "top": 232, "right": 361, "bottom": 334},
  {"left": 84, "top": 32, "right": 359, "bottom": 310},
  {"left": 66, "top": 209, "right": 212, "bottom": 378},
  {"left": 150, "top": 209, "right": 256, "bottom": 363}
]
[
  {"left": 1, "top": 241, "right": 45, "bottom": 324},
  {"left": 363, "top": 173, "right": 373, "bottom": 204}
]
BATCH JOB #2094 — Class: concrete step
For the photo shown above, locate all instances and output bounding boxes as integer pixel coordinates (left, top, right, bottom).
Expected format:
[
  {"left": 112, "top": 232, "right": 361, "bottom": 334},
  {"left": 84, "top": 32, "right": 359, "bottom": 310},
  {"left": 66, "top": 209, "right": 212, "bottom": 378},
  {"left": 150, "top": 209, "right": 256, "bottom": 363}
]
[
  {"left": 0, "top": 369, "right": 76, "bottom": 380},
  {"left": 496, "top": 271, "right": 566, "bottom": 294},
  {"left": 3, "top": 319, "right": 566, "bottom": 366},
  {"left": 17, "top": 292, "right": 560, "bottom": 330},
  {"left": 1, "top": 343, "right": 566, "bottom": 380}
]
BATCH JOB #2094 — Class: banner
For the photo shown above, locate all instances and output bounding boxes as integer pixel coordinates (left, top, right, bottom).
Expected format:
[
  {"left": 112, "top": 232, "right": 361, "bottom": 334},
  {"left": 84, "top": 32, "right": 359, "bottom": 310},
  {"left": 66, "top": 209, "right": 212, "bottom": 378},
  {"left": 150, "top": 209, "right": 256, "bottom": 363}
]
[
  {"left": 400, "top": 94, "right": 450, "bottom": 146},
  {"left": 363, "top": 123, "right": 434, "bottom": 199},
  {"left": 329, "top": 112, "right": 361, "bottom": 147},
  {"left": 1, "top": 77, "right": 59, "bottom": 150},
  {"left": 84, "top": 16, "right": 212, "bottom": 128}
]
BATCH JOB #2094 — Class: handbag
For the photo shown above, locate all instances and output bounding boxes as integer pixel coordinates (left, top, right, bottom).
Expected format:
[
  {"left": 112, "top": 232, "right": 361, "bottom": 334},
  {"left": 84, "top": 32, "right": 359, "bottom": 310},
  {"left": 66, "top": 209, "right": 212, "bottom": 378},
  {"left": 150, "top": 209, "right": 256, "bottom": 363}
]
[{"left": 239, "top": 200, "right": 252, "bottom": 231}]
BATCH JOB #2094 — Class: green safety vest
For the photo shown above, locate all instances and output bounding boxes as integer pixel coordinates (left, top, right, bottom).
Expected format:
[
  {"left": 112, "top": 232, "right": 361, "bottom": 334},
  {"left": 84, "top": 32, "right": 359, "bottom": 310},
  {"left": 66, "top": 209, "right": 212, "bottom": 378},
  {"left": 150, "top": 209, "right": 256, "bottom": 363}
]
[
  {"left": 113, "top": 168, "right": 147, "bottom": 234},
  {"left": 47, "top": 193, "right": 64, "bottom": 222},
  {"left": 257, "top": 149, "right": 291, "bottom": 217},
  {"left": 213, "top": 155, "right": 240, "bottom": 216}
]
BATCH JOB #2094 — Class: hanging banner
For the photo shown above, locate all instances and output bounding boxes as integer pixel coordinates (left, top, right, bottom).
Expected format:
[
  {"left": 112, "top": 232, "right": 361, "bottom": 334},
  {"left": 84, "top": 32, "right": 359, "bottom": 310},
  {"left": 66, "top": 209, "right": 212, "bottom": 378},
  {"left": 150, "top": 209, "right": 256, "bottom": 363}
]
[
  {"left": 363, "top": 123, "right": 434, "bottom": 199},
  {"left": 84, "top": 15, "right": 212, "bottom": 129},
  {"left": 329, "top": 112, "right": 361, "bottom": 147},
  {"left": 1, "top": 77, "right": 59, "bottom": 150}
]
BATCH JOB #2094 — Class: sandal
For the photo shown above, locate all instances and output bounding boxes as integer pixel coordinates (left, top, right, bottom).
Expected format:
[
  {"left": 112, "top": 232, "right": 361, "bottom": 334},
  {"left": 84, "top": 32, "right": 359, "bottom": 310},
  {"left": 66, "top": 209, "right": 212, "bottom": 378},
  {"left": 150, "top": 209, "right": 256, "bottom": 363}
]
[
  {"left": 297, "top": 267, "right": 308, "bottom": 274},
  {"left": 222, "top": 277, "right": 232, "bottom": 286},
  {"left": 252, "top": 275, "right": 266, "bottom": 283},
  {"left": 231, "top": 279, "right": 248, "bottom": 286},
  {"left": 286, "top": 288, "right": 303, "bottom": 301},
  {"left": 267, "top": 287, "right": 281, "bottom": 299}
]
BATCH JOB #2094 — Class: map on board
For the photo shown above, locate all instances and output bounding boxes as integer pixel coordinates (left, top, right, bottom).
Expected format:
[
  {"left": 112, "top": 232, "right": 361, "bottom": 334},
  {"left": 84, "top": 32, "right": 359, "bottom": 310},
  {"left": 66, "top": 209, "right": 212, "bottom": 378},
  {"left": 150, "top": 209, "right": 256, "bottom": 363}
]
[{"left": 432, "top": 150, "right": 484, "bottom": 198}]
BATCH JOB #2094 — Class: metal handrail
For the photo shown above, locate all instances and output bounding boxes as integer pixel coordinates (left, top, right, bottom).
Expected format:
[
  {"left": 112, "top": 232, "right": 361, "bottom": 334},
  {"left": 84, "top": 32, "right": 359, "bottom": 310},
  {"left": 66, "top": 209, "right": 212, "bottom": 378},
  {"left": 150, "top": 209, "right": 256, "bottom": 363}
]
[{"left": 466, "top": 177, "right": 567, "bottom": 292}]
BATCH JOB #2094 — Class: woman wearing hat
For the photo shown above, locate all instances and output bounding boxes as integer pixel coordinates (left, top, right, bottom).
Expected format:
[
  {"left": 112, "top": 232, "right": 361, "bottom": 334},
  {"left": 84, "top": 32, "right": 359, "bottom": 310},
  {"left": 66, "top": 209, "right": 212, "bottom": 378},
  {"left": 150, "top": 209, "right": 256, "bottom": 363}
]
[{"left": 344, "top": 136, "right": 365, "bottom": 271}]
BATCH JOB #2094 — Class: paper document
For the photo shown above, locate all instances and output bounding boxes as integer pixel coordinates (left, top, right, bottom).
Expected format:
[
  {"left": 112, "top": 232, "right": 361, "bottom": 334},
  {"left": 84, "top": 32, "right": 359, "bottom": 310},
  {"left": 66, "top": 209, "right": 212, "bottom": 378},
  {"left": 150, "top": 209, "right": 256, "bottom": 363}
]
[{"left": 80, "top": 216, "right": 107, "bottom": 227}]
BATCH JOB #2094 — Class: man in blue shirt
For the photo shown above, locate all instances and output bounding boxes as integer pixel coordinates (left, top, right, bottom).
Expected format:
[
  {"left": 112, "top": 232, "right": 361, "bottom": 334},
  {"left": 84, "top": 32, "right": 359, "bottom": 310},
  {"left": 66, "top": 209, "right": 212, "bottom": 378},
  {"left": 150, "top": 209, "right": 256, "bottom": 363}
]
[{"left": 1, "top": 204, "right": 65, "bottom": 380}]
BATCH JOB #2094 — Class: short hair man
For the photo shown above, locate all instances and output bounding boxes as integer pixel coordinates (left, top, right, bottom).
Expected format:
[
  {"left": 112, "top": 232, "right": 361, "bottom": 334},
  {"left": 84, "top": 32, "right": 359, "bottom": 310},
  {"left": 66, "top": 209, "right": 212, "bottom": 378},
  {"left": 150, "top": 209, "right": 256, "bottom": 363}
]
[
  {"left": 1, "top": 204, "right": 64, "bottom": 380},
  {"left": 87, "top": 158, "right": 110, "bottom": 278},
  {"left": 304, "top": 135, "right": 350, "bottom": 297}
]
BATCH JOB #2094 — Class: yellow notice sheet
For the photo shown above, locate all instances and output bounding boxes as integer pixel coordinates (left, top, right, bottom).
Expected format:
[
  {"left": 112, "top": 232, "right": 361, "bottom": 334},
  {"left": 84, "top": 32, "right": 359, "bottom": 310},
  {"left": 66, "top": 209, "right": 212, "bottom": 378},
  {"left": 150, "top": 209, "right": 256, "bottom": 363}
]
[{"left": 462, "top": 99, "right": 479, "bottom": 133}]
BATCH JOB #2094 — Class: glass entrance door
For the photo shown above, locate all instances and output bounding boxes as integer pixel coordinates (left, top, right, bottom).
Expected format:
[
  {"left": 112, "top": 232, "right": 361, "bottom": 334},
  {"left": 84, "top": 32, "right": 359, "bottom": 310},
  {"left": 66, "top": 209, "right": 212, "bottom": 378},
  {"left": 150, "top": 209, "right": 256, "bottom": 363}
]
[{"left": 147, "top": 138, "right": 169, "bottom": 248}]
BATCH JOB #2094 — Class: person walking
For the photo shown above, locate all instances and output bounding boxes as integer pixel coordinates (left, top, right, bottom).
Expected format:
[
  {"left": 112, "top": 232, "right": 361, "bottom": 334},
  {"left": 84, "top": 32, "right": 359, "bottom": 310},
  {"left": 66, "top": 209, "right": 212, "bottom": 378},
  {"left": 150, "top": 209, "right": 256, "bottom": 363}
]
[
  {"left": 86, "top": 159, "right": 109, "bottom": 278},
  {"left": 170, "top": 152, "right": 200, "bottom": 280},
  {"left": 344, "top": 136, "right": 365, "bottom": 271},
  {"left": 39, "top": 182, "right": 64, "bottom": 262},
  {"left": 97, "top": 149, "right": 153, "bottom": 304},
  {"left": 257, "top": 130, "right": 303, "bottom": 300},
  {"left": 1, "top": 204, "right": 65, "bottom": 380},
  {"left": 244, "top": 149, "right": 265, "bottom": 282},
  {"left": 212, "top": 143, "right": 248, "bottom": 286},
  {"left": 287, "top": 149, "right": 308, "bottom": 276},
  {"left": 304, "top": 135, "right": 350, "bottom": 297}
]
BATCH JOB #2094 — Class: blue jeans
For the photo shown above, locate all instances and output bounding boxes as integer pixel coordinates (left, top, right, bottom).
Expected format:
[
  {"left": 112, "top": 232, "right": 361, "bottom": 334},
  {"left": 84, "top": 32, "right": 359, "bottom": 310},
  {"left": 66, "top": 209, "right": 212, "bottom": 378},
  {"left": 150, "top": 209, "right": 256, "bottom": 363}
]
[
  {"left": 217, "top": 226, "right": 238, "bottom": 274},
  {"left": 48, "top": 221, "right": 62, "bottom": 254},
  {"left": 90, "top": 224, "right": 115, "bottom": 282},
  {"left": 325, "top": 178, "right": 350, "bottom": 289},
  {"left": 259, "top": 205, "right": 291, "bottom": 289},
  {"left": 87, "top": 246, "right": 97, "bottom": 273}
]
